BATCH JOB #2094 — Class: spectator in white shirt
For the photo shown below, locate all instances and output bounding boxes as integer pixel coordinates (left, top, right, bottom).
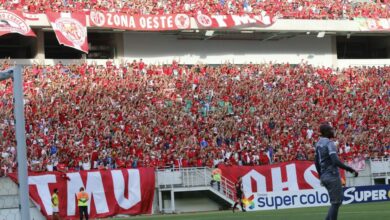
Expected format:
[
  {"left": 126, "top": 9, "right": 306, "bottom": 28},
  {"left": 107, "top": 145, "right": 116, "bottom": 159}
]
[
  {"left": 307, "top": 126, "right": 314, "bottom": 139},
  {"left": 82, "top": 157, "right": 91, "bottom": 171}
]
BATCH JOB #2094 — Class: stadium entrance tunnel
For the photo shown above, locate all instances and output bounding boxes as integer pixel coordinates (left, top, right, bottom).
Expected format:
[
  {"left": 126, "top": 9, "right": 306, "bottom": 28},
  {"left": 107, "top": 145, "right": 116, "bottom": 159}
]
[
  {"left": 160, "top": 190, "right": 232, "bottom": 213},
  {"left": 337, "top": 36, "right": 390, "bottom": 59},
  {"left": 0, "top": 33, "right": 36, "bottom": 58}
]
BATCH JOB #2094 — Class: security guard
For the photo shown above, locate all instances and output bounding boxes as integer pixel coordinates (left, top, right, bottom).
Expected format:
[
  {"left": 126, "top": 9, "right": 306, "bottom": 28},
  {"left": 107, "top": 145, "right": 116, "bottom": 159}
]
[
  {"left": 210, "top": 165, "right": 222, "bottom": 191},
  {"left": 77, "top": 187, "right": 89, "bottom": 220},
  {"left": 51, "top": 188, "right": 60, "bottom": 220}
]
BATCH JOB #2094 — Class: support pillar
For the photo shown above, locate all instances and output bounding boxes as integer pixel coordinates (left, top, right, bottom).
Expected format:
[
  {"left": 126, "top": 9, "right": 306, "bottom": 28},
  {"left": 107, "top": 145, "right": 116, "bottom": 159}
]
[
  {"left": 158, "top": 190, "right": 163, "bottom": 213},
  {"left": 13, "top": 66, "right": 31, "bottom": 220},
  {"left": 331, "top": 35, "right": 338, "bottom": 68},
  {"left": 170, "top": 190, "right": 175, "bottom": 213},
  {"left": 114, "top": 33, "right": 124, "bottom": 62},
  {"left": 34, "top": 29, "right": 45, "bottom": 61}
]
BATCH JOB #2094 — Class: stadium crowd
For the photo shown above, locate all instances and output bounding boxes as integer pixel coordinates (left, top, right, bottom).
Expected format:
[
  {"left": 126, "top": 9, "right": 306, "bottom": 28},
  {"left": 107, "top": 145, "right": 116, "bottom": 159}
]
[
  {"left": 0, "top": 60, "right": 389, "bottom": 176},
  {"left": 0, "top": 0, "right": 389, "bottom": 19}
]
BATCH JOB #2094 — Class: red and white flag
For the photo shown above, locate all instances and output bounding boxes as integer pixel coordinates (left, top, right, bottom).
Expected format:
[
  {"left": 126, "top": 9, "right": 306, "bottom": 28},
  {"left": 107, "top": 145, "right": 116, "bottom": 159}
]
[
  {"left": 0, "top": 10, "right": 36, "bottom": 37},
  {"left": 47, "top": 12, "right": 88, "bottom": 53},
  {"left": 22, "top": 12, "right": 40, "bottom": 21}
]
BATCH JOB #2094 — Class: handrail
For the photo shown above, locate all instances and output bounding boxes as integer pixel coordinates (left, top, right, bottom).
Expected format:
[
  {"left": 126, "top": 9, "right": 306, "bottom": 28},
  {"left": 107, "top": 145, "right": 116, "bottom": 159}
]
[
  {"left": 156, "top": 167, "right": 236, "bottom": 202},
  {"left": 370, "top": 157, "right": 390, "bottom": 162},
  {"left": 204, "top": 167, "right": 236, "bottom": 198},
  {"left": 155, "top": 166, "right": 208, "bottom": 172},
  {"left": 202, "top": 167, "right": 234, "bottom": 201}
]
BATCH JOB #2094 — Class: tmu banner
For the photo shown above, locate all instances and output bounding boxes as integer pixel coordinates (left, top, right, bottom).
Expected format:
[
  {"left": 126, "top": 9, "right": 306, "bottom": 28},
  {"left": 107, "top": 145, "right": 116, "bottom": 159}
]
[
  {"left": 220, "top": 161, "right": 323, "bottom": 196},
  {"left": 9, "top": 168, "right": 155, "bottom": 219},
  {"left": 0, "top": 10, "right": 36, "bottom": 37},
  {"left": 47, "top": 12, "right": 89, "bottom": 53}
]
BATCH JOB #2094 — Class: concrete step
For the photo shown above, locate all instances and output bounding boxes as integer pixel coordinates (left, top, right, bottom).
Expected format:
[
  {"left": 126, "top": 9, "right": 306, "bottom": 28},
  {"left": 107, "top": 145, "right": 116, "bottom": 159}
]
[
  {"left": 0, "top": 177, "right": 45, "bottom": 220},
  {"left": 208, "top": 187, "right": 234, "bottom": 205},
  {"left": 0, "top": 207, "right": 45, "bottom": 220},
  {"left": 0, "top": 195, "right": 36, "bottom": 209},
  {"left": 0, "top": 196, "right": 19, "bottom": 209},
  {"left": 0, "top": 178, "right": 18, "bottom": 196}
]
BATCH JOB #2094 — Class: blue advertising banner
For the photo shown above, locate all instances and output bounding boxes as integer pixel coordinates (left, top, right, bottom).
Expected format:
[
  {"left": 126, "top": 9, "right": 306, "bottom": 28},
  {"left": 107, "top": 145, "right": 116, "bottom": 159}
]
[
  {"left": 343, "top": 185, "right": 390, "bottom": 204},
  {"left": 244, "top": 185, "right": 390, "bottom": 211}
]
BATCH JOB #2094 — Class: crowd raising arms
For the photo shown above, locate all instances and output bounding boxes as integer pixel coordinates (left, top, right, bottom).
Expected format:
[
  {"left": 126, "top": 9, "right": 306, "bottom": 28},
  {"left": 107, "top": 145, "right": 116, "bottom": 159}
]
[{"left": 0, "top": 60, "right": 389, "bottom": 176}]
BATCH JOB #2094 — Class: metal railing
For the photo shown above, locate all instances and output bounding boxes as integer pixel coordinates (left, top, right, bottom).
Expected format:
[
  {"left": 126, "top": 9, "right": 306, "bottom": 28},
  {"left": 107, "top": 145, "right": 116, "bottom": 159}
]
[{"left": 156, "top": 167, "right": 236, "bottom": 202}]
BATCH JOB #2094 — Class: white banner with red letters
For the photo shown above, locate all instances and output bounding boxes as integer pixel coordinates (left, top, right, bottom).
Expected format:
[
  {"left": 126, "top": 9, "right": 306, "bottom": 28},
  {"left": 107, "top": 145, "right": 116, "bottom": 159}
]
[
  {"left": 9, "top": 168, "right": 155, "bottom": 219},
  {"left": 355, "top": 18, "right": 390, "bottom": 31},
  {"left": 47, "top": 12, "right": 89, "bottom": 53},
  {"left": 0, "top": 10, "right": 36, "bottom": 37},
  {"left": 22, "top": 12, "right": 40, "bottom": 21},
  {"left": 195, "top": 13, "right": 273, "bottom": 29},
  {"left": 88, "top": 12, "right": 274, "bottom": 31},
  {"left": 219, "top": 161, "right": 345, "bottom": 198}
]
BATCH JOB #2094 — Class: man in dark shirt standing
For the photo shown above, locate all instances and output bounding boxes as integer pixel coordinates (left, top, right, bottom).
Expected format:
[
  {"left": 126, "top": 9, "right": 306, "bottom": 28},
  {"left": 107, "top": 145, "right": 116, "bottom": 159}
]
[
  {"left": 232, "top": 176, "right": 246, "bottom": 213},
  {"left": 315, "top": 123, "right": 358, "bottom": 220}
]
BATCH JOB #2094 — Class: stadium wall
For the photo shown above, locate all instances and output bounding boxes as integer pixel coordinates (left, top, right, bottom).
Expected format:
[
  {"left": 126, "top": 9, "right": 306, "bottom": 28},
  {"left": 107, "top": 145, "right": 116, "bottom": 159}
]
[
  {"left": 2, "top": 14, "right": 389, "bottom": 67},
  {"left": 25, "top": 16, "right": 370, "bottom": 32},
  {"left": 0, "top": 177, "right": 44, "bottom": 220},
  {"left": 6, "top": 27, "right": 390, "bottom": 68},
  {"left": 337, "top": 59, "right": 390, "bottom": 68},
  {"left": 8, "top": 29, "right": 390, "bottom": 67},
  {"left": 346, "top": 161, "right": 373, "bottom": 187},
  {"left": 123, "top": 33, "right": 335, "bottom": 66},
  {"left": 12, "top": 57, "right": 390, "bottom": 68}
]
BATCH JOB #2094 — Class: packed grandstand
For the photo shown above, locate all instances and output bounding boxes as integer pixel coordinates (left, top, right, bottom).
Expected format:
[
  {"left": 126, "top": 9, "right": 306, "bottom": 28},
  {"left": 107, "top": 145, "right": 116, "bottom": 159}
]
[
  {"left": 0, "top": 60, "right": 389, "bottom": 176},
  {"left": 0, "top": 0, "right": 389, "bottom": 19},
  {"left": 0, "top": 0, "right": 388, "bottom": 176},
  {"left": 0, "top": 0, "right": 390, "bottom": 219}
]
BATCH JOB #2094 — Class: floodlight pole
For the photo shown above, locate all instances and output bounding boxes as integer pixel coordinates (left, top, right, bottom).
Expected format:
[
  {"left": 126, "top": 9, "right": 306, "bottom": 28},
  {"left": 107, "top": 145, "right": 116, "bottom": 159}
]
[{"left": 0, "top": 66, "right": 31, "bottom": 220}]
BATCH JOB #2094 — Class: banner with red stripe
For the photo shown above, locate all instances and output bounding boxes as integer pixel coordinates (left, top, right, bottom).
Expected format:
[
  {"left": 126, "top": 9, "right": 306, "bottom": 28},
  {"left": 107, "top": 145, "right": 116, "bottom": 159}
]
[
  {"left": 47, "top": 12, "right": 88, "bottom": 53},
  {"left": 88, "top": 12, "right": 274, "bottom": 31},
  {"left": 0, "top": 10, "right": 36, "bottom": 37}
]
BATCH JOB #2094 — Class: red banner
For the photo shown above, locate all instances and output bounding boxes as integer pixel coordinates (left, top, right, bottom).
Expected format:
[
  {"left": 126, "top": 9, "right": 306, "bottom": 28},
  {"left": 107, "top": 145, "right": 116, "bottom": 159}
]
[
  {"left": 9, "top": 168, "right": 155, "bottom": 219},
  {"left": 89, "top": 12, "right": 274, "bottom": 31},
  {"left": 47, "top": 12, "right": 88, "bottom": 53},
  {"left": 220, "top": 161, "right": 344, "bottom": 196},
  {"left": 0, "top": 10, "right": 36, "bottom": 37},
  {"left": 89, "top": 12, "right": 191, "bottom": 31}
]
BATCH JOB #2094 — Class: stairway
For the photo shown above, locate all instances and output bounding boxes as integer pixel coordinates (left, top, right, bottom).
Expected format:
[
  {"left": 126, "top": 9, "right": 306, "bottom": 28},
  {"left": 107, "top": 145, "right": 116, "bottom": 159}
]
[
  {"left": 193, "top": 168, "right": 235, "bottom": 204},
  {"left": 156, "top": 167, "right": 236, "bottom": 213}
]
